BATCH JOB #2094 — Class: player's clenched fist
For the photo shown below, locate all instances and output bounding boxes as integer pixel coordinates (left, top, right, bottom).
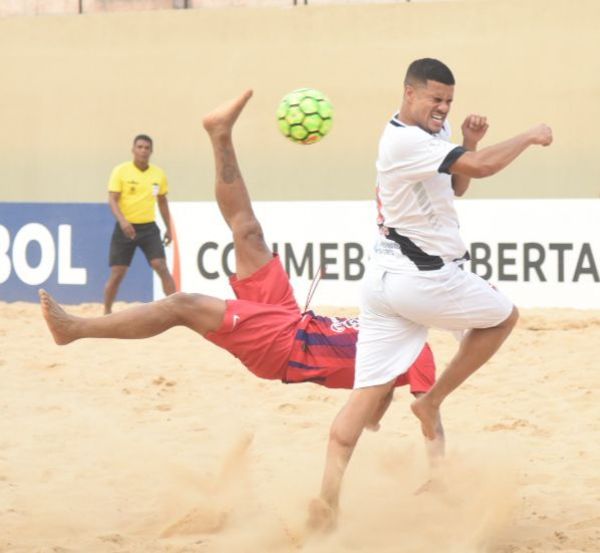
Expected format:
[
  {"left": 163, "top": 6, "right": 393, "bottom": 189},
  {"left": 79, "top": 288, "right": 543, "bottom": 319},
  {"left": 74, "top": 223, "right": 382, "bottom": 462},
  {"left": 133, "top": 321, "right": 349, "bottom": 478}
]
[
  {"left": 461, "top": 114, "right": 489, "bottom": 144},
  {"left": 528, "top": 123, "right": 553, "bottom": 146}
]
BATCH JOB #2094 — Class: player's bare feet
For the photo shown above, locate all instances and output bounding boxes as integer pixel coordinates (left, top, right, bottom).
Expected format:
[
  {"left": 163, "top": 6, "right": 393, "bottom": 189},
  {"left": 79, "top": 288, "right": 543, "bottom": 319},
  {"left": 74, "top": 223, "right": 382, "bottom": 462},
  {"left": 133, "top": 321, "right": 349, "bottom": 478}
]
[
  {"left": 202, "top": 89, "right": 253, "bottom": 137},
  {"left": 411, "top": 395, "right": 440, "bottom": 441},
  {"left": 38, "top": 289, "right": 78, "bottom": 345},
  {"left": 306, "top": 497, "right": 337, "bottom": 534}
]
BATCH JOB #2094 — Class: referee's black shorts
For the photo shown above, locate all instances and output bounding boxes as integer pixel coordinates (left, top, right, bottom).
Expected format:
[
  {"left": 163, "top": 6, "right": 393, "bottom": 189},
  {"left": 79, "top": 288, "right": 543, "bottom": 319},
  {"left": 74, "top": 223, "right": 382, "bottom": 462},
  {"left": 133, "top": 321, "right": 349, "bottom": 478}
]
[{"left": 109, "top": 222, "right": 166, "bottom": 267}]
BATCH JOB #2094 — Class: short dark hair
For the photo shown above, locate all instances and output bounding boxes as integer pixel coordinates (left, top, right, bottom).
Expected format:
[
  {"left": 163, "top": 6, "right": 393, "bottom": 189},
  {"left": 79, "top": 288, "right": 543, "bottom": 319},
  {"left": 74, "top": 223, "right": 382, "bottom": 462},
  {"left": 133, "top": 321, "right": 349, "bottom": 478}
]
[
  {"left": 404, "top": 58, "right": 455, "bottom": 87},
  {"left": 133, "top": 134, "right": 153, "bottom": 147}
]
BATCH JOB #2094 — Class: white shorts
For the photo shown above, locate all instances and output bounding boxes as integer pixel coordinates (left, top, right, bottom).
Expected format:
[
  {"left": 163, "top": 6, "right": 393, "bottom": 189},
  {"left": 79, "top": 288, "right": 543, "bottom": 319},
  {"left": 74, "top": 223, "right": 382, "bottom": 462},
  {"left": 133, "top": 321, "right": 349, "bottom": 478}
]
[{"left": 354, "top": 262, "right": 513, "bottom": 389}]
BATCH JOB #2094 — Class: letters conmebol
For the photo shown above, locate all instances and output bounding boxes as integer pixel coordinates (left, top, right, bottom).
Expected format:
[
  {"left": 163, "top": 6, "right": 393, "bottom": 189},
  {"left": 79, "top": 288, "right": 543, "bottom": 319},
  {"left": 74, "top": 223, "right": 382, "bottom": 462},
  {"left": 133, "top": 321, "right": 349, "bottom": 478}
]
[{"left": 196, "top": 241, "right": 365, "bottom": 281}]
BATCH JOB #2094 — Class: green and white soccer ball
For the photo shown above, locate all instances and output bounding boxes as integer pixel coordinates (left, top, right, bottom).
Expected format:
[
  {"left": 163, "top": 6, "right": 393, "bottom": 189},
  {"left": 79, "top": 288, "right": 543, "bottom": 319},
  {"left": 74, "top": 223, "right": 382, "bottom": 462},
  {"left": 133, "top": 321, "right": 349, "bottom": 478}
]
[{"left": 276, "top": 88, "right": 333, "bottom": 145}]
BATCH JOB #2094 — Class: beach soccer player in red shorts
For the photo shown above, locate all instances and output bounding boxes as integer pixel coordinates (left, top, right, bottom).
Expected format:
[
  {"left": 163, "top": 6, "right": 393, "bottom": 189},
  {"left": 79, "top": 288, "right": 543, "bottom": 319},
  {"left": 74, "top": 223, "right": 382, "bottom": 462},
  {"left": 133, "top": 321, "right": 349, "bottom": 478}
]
[{"left": 39, "top": 90, "right": 441, "bottom": 439}]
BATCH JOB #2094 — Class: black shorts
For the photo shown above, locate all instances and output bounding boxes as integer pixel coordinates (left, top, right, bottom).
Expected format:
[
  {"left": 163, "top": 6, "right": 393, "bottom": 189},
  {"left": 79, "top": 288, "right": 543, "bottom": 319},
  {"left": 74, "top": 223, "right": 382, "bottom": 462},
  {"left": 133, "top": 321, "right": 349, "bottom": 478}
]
[{"left": 109, "top": 222, "right": 165, "bottom": 267}]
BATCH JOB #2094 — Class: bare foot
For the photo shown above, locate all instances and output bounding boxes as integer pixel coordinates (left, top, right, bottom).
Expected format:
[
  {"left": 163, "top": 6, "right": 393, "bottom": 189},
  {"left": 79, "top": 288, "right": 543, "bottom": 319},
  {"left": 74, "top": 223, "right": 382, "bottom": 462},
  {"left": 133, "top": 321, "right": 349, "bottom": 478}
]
[
  {"left": 306, "top": 497, "right": 337, "bottom": 534},
  {"left": 38, "top": 289, "right": 78, "bottom": 345},
  {"left": 202, "top": 89, "right": 253, "bottom": 137},
  {"left": 411, "top": 395, "right": 440, "bottom": 441}
]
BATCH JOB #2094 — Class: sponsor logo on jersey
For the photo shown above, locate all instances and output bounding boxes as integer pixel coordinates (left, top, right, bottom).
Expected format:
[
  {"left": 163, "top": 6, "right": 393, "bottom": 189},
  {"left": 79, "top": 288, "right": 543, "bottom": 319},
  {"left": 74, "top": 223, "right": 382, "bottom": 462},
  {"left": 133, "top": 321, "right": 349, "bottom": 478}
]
[{"left": 329, "top": 317, "right": 359, "bottom": 333}]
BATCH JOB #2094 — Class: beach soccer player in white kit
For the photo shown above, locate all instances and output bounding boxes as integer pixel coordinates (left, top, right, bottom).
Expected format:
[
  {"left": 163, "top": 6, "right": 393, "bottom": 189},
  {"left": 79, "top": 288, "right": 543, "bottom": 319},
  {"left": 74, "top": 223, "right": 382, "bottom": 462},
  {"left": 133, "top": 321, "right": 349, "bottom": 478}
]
[{"left": 310, "top": 58, "right": 553, "bottom": 530}]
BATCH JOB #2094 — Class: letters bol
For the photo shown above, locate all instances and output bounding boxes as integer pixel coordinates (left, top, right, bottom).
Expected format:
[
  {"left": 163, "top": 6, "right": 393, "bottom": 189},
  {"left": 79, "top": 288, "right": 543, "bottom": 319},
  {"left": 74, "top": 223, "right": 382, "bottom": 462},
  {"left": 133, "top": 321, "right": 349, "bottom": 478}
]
[{"left": 0, "top": 223, "right": 86, "bottom": 285}]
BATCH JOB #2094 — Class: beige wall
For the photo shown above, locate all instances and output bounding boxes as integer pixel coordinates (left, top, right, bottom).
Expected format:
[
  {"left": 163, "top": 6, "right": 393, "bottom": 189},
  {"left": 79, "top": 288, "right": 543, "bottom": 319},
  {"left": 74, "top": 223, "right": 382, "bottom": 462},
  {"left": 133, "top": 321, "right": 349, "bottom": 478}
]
[
  {"left": 1, "top": 0, "right": 598, "bottom": 202},
  {"left": 0, "top": 0, "right": 490, "bottom": 16}
]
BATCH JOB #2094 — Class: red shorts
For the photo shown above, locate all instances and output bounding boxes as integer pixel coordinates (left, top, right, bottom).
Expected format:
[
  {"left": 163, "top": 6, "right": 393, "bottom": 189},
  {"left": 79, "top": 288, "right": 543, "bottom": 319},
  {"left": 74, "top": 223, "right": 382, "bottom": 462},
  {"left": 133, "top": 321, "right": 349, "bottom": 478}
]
[
  {"left": 204, "top": 255, "right": 436, "bottom": 393},
  {"left": 393, "top": 342, "right": 435, "bottom": 394},
  {"left": 285, "top": 318, "right": 436, "bottom": 393},
  {"left": 303, "top": 343, "right": 435, "bottom": 393},
  {"left": 204, "top": 256, "right": 301, "bottom": 380}
]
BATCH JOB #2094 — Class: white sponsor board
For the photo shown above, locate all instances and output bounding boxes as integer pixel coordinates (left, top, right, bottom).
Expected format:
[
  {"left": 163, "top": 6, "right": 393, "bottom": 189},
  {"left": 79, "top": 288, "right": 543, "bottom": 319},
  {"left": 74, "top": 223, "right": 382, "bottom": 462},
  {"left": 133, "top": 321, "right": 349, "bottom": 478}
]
[
  {"left": 159, "top": 201, "right": 377, "bottom": 308},
  {"left": 158, "top": 199, "right": 600, "bottom": 309},
  {"left": 458, "top": 199, "right": 600, "bottom": 308}
]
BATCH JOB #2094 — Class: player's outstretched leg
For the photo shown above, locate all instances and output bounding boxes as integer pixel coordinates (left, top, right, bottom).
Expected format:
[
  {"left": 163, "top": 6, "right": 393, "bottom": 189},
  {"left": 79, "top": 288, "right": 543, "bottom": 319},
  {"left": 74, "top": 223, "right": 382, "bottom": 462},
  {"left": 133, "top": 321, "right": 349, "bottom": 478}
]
[
  {"left": 39, "top": 289, "right": 226, "bottom": 345},
  {"left": 202, "top": 89, "right": 254, "bottom": 229},
  {"left": 202, "top": 90, "right": 271, "bottom": 279}
]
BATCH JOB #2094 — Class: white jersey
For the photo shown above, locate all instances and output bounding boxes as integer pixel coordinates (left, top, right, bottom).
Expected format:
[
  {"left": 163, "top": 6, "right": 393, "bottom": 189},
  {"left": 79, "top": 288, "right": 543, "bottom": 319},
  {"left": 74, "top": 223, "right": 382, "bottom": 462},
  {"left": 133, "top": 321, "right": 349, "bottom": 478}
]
[{"left": 373, "top": 115, "right": 468, "bottom": 272}]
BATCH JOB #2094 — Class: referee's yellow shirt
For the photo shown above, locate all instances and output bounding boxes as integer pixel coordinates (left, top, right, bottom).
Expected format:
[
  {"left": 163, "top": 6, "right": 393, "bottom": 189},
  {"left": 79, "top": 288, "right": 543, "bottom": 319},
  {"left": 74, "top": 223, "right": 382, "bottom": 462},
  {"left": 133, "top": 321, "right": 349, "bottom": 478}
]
[{"left": 108, "top": 161, "right": 169, "bottom": 224}]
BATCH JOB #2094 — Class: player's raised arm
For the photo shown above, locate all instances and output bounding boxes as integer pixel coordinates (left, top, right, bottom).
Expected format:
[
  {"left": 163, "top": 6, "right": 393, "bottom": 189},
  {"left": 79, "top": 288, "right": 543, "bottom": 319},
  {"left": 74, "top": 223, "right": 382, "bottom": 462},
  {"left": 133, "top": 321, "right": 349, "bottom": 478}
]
[
  {"left": 450, "top": 123, "right": 552, "bottom": 179},
  {"left": 452, "top": 113, "right": 489, "bottom": 196}
]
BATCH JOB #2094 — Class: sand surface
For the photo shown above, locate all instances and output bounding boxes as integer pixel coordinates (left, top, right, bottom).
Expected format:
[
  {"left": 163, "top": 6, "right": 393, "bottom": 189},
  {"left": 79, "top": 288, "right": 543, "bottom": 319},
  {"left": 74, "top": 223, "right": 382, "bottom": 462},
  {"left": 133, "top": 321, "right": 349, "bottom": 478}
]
[{"left": 1, "top": 301, "right": 599, "bottom": 553}]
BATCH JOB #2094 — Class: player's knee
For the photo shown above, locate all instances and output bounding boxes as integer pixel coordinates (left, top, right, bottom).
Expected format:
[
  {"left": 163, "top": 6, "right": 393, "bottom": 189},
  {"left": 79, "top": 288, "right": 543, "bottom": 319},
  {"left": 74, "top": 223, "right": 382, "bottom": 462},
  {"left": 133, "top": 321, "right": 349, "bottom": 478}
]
[
  {"left": 329, "top": 422, "right": 360, "bottom": 450},
  {"left": 163, "top": 291, "right": 192, "bottom": 312},
  {"left": 150, "top": 258, "right": 169, "bottom": 274},
  {"left": 107, "top": 267, "right": 127, "bottom": 284},
  {"left": 163, "top": 292, "right": 222, "bottom": 328},
  {"left": 232, "top": 217, "right": 265, "bottom": 246},
  {"left": 159, "top": 292, "right": 194, "bottom": 323}
]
